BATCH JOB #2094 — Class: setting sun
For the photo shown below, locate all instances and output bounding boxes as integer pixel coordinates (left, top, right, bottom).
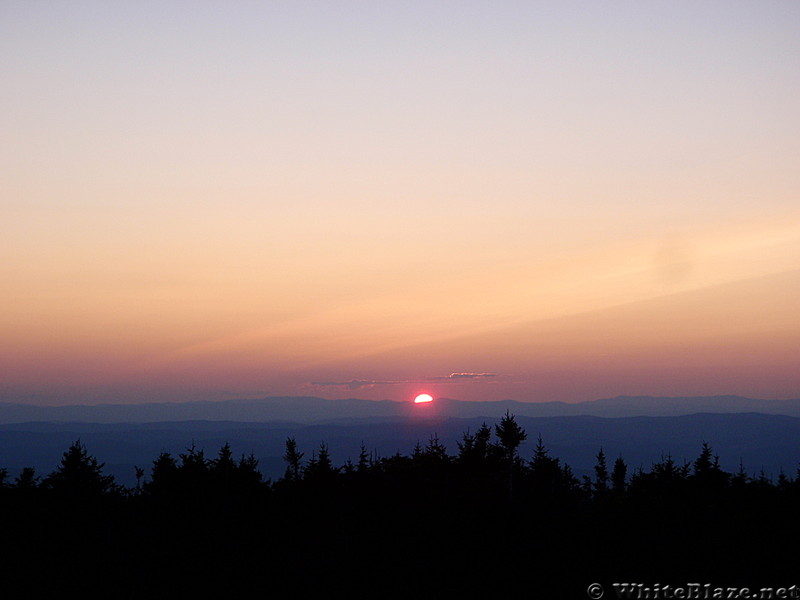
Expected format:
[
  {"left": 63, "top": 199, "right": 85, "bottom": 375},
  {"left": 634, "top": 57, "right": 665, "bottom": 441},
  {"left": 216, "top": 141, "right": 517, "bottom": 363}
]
[{"left": 414, "top": 394, "right": 433, "bottom": 404}]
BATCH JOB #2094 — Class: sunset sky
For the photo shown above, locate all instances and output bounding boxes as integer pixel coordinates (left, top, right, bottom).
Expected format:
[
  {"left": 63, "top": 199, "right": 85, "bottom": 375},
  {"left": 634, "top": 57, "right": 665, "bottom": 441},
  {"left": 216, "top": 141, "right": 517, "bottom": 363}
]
[{"left": 2, "top": 2, "right": 799, "bottom": 405}]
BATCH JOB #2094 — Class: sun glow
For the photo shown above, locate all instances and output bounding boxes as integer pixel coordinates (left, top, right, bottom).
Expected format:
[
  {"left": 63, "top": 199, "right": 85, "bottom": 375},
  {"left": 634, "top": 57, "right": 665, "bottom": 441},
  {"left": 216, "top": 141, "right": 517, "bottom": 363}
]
[{"left": 414, "top": 394, "right": 433, "bottom": 404}]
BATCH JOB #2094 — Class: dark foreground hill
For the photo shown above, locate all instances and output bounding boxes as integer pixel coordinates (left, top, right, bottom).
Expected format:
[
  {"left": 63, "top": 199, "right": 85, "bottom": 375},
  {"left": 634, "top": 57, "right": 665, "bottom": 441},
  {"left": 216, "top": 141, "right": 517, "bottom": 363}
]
[{"left": 1, "top": 413, "right": 798, "bottom": 599}]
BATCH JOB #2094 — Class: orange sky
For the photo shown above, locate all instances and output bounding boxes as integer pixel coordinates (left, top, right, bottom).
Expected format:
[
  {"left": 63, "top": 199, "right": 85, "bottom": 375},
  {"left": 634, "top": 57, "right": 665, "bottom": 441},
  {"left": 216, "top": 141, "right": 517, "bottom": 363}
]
[{"left": 2, "top": 2, "right": 799, "bottom": 404}]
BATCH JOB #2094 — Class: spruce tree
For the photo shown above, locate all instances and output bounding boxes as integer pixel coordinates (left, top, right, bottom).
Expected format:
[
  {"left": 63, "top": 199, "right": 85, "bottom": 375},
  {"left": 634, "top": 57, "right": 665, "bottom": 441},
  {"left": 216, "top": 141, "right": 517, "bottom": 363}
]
[
  {"left": 593, "top": 448, "right": 609, "bottom": 498},
  {"left": 283, "top": 437, "right": 304, "bottom": 482},
  {"left": 494, "top": 411, "right": 527, "bottom": 498},
  {"left": 611, "top": 456, "right": 627, "bottom": 495},
  {"left": 43, "top": 439, "right": 116, "bottom": 497}
]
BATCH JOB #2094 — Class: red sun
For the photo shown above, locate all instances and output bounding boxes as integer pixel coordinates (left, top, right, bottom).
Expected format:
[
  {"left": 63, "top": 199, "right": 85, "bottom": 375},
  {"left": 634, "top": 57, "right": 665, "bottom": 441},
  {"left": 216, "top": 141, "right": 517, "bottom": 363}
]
[{"left": 414, "top": 393, "right": 433, "bottom": 404}]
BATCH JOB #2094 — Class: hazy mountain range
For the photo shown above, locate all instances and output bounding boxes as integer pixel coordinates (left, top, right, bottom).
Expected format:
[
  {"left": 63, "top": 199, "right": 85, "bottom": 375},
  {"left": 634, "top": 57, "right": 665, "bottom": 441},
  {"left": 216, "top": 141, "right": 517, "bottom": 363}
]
[
  {"left": 1, "top": 395, "right": 799, "bottom": 486},
  {"left": 1, "top": 394, "right": 800, "bottom": 424},
  {"left": 1, "top": 412, "right": 798, "bottom": 486}
]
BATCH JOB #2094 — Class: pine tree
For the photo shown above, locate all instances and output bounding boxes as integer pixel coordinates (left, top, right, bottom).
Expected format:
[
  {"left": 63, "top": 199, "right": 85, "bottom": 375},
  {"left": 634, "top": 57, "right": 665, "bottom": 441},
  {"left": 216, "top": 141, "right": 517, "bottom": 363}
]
[
  {"left": 561, "top": 464, "right": 581, "bottom": 494},
  {"left": 495, "top": 411, "right": 527, "bottom": 463},
  {"left": 693, "top": 442, "right": 715, "bottom": 477},
  {"left": 692, "top": 442, "right": 729, "bottom": 491},
  {"left": 134, "top": 466, "right": 145, "bottom": 493},
  {"left": 424, "top": 434, "right": 448, "bottom": 463},
  {"left": 15, "top": 467, "right": 40, "bottom": 489},
  {"left": 474, "top": 422, "right": 492, "bottom": 457},
  {"left": 316, "top": 442, "right": 334, "bottom": 473},
  {"left": 304, "top": 442, "right": 337, "bottom": 483},
  {"left": 178, "top": 442, "right": 209, "bottom": 493},
  {"left": 357, "top": 442, "right": 371, "bottom": 474},
  {"left": 456, "top": 429, "right": 475, "bottom": 459},
  {"left": 529, "top": 435, "right": 561, "bottom": 493},
  {"left": 238, "top": 452, "right": 260, "bottom": 475},
  {"left": 412, "top": 441, "right": 424, "bottom": 461},
  {"left": 611, "top": 456, "right": 627, "bottom": 495},
  {"left": 283, "top": 437, "right": 304, "bottom": 482},
  {"left": 731, "top": 458, "right": 749, "bottom": 490},
  {"left": 212, "top": 442, "right": 258, "bottom": 492},
  {"left": 148, "top": 451, "right": 178, "bottom": 495},
  {"left": 494, "top": 411, "right": 527, "bottom": 499},
  {"left": 457, "top": 423, "right": 493, "bottom": 468},
  {"left": 212, "top": 442, "right": 236, "bottom": 475},
  {"left": 237, "top": 452, "right": 263, "bottom": 490},
  {"left": 777, "top": 470, "right": 790, "bottom": 491},
  {"left": 43, "top": 439, "right": 116, "bottom": 497},
  {"left": 581, "top": 475, "right": 593, "bottom": 496},
  {"left": 593, "top": 448, "right": 609, "bottom": 498},
  {"left": 178, "top": 443, "right": 208, "bottom": 473}
]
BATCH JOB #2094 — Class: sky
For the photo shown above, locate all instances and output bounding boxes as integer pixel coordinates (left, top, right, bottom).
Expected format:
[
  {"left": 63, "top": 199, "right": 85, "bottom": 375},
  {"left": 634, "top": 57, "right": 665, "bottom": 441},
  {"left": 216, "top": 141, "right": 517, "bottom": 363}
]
[{"left": 2, "top": 1, "right": 799, "bottom": 405}]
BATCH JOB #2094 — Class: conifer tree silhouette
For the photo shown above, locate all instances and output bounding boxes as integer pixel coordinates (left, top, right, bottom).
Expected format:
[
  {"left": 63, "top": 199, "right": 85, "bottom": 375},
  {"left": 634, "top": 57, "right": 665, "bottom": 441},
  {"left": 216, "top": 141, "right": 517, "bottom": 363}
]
[
  {"left": 456, "top": 429, "right": 475, "bottom": 459},
  {"left": 178, "top": 442, "right": 208, "bottom": 472},
  {"left": 134, "top": 466, "right": 145, "bottom": 493},
  {"left": 730, "top": 458, "right": 749, "bottom": 491},
  {"left": 424, "top": 434, "right": 448, "bottom": 463},
  {"left": 692, "top": 442, "right": 728, "bottom": 492},
  {"left": 283, "top": 437, "right": 304, "bottom": 482},
  {"left": 495, "top": 411, "right": 527, "bottom": 462},
  {"left": 611, "top": 455, "right": 627, "bottom": 495},
  {"left": 177, "top": 442, "right": 209, "bottom": 494},
  {"left": 1, "top": 416, "right": 800, "bottom": 596},
  {"left": 529, "top": 435, "right": 561, "bottom": 494},
  {"left": 212, "top": 442, "right": 236, "bottom": 474},
  {"left": 148, "top": 451, "right": 178, "bottom": 496},
  {"left": 43, "top": 439, "right": 116, "bottom": 497},
  {"left": 653, "top": 453, "right": 688, "bottom": 484},
  {"left": 474, "top": 422, "right": 492, "bottom": 457},
  {"left": 210, "top": 442, "right": 239, "bottom": 494},
  {"left": 238, "top": 452, "right": 261, "bottom": 484},
  {"left": 357, "top": 442, "right": 371, "bottom": 474},
  {"left": 456, "top": 422, "right": 493, "bottom": 471},
  {"left": 14, "top": 467, "right": 39, "bottom": 489},
  {"left": 412, "top": 441, "right": 424, "bottom": 461},
  {"left": 776, "top": 470, "right": 790, "bottom": 491},
  {"left": 593, "top": 448, "right": 609, "bottom": 498},
  {"left": 560, "top": 463, "right": 581, "bottom": 494},
  {"left": 309, "top": 442, "right": 335, "bottom": 477},
  {"left": 581, "top": 475, "right": 593, "bottom": 496},
  {"left": 494, "top": 411, "right": 527, "bottom": 498}
]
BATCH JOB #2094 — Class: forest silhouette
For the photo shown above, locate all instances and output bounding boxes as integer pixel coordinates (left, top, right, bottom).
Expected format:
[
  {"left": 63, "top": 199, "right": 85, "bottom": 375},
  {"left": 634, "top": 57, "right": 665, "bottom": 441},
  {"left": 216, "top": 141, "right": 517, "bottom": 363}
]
[{"left": 1, "top": 411, "right": 797, "bottom": 598}]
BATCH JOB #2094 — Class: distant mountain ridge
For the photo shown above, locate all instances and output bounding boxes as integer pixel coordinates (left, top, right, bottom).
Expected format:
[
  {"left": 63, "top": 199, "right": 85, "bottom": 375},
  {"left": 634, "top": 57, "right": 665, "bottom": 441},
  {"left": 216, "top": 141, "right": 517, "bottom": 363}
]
[
  {"left": 2, "top": 412, "right": 799, "bottom": 486},
  {"left": 1, "top": 394, "right": 800, "bottom": 424}
]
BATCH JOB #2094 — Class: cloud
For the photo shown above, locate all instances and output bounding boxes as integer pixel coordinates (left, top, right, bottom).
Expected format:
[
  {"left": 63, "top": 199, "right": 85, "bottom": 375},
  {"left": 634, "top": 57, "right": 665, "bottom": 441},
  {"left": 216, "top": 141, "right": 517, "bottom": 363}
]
[
  {"left": 310, "top": 372, "right": 498, "bottom": 389},
  {"left": 310, "top": 379, "right": 403, "bottom": 390}
]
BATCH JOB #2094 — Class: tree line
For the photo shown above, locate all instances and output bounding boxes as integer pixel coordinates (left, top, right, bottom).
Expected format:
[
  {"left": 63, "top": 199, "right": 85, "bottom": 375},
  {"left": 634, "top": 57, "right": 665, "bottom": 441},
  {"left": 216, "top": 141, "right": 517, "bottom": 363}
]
[{"left": 1, "top": 411, "right": 798, "bottom": 598}]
